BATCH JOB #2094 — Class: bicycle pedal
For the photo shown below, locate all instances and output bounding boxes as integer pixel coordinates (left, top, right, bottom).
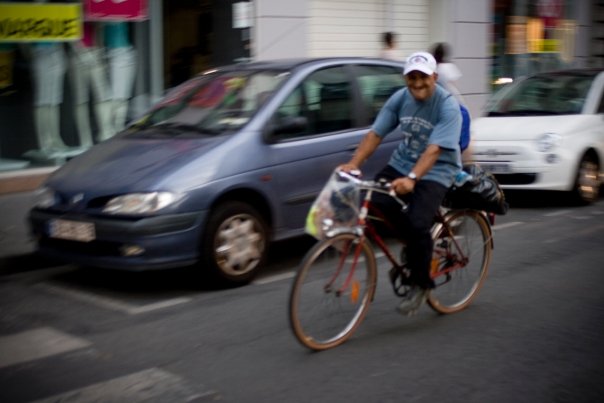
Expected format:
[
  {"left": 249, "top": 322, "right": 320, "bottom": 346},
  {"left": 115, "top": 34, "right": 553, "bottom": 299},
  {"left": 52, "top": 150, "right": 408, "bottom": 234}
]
[{"left": 389, "top": 266, "right": 413, "bottom": 297}]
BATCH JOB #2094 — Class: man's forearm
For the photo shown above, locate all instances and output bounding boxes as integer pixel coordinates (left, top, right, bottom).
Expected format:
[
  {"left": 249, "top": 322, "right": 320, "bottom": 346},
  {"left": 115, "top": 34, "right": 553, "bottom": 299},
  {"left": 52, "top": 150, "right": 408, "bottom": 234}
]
[{"left": 411, "top": 144, "right": 441, "bottom": 178}]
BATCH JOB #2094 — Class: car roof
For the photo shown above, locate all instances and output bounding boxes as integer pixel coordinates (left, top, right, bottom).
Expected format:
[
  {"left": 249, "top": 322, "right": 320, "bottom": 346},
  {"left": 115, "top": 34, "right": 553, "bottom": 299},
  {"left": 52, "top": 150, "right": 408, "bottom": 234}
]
[
  {"left": 530, "top": 68, "right": 604, "bottom": 79},
  {"left": 200, "top": 57, "right": 405, "bottom": 74}
]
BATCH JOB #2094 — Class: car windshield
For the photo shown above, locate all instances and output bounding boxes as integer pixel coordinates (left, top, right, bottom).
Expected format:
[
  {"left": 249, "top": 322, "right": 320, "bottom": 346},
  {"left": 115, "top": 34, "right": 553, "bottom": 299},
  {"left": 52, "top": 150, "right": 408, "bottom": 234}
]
[
  {"left": 486, "top": 72, "right": 595, "bottom": 116},
  {"left": 130, "top": 69, "right": 289, "bottom": 135}
]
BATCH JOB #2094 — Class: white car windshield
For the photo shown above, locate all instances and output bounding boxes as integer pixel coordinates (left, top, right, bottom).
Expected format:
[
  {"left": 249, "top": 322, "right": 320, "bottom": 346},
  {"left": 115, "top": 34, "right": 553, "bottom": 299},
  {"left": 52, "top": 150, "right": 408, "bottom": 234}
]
[{"left": 487, "top": 72, "right": 596, "bottom": 116}]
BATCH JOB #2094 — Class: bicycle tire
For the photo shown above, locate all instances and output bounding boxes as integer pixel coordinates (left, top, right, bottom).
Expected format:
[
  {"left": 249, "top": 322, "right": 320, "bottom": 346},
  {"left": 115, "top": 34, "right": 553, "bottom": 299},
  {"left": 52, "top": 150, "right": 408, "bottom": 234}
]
[
  {"left": 427, "top": 210, "right": 492, "bottom": 314},
  {"left": 288, "top": 233, "right": 377, "bottom": 350}
]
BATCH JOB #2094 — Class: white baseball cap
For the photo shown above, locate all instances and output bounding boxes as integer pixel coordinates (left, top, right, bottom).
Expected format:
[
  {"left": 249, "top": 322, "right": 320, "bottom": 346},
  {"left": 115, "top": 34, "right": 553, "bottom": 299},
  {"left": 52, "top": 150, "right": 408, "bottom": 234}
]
[{"left": 404, "top": 51, "right": 437, "bottom": 76}]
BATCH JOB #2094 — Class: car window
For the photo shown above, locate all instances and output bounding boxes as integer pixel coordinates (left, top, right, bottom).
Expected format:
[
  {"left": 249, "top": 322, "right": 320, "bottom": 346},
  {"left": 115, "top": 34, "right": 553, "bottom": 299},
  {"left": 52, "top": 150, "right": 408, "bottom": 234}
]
[
  {"left": 487, "top": 73, "right": 595, "bottom": 116},
  {"left": 269, "top": 66, "right": 353, "bottom": 141},
  {"left": 354, "top": 65, "right": 406, "bottom": 123},
  {"left": 597, "top": 93, "right": 604, "bottom": 114}
]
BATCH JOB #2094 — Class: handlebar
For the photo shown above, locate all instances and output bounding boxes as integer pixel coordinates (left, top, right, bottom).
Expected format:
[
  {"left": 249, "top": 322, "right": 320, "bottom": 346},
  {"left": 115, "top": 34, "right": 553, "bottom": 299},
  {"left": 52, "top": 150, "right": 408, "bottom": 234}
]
[{"left": 335, "top": 169, "right": 408, "bottom": 210}]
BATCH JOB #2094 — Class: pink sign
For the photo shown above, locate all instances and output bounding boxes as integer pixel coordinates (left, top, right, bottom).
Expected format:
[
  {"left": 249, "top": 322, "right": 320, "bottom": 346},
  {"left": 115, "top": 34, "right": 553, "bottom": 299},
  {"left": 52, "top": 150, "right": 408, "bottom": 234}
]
[
  {"left": 537, "top": 0, "right": 563, "bottom": 28},
  {"left": 84, "top": 0, "right": 148, "bottom": 22}
]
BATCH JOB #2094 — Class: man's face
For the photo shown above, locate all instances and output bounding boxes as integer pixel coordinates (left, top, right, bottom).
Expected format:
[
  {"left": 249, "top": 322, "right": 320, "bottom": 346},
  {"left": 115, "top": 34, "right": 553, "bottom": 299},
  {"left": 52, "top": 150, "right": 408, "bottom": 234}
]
[{"left": 404, "top": 71, "right": 437, "bottom": 102}]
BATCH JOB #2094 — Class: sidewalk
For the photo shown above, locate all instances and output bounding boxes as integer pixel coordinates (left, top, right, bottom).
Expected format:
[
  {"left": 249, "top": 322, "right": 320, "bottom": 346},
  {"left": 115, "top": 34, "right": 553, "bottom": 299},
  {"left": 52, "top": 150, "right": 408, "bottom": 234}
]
[{"left": 0, "top": 167, "right": 54, "bottom": 195}]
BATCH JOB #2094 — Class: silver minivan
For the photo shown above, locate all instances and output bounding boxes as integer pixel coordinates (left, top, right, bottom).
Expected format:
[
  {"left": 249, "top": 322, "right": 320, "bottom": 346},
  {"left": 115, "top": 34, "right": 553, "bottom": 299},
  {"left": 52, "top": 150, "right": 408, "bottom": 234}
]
[{"left": 29, "top": 58, "right": 406, "bottom": 285}]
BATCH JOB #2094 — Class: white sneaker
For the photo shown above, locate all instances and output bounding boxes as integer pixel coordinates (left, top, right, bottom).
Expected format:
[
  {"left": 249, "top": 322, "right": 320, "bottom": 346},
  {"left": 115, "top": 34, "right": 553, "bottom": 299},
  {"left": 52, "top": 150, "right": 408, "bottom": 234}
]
[{"left": 396, "top": 287, "right": 428, "bottom": 316}]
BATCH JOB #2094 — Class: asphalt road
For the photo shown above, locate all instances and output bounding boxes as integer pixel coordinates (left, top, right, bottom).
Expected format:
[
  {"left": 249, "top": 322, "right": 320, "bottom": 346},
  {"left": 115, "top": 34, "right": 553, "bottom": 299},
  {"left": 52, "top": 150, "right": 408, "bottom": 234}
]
[{"left": 1, "top": 191, "right": 603, "bottom": 402}]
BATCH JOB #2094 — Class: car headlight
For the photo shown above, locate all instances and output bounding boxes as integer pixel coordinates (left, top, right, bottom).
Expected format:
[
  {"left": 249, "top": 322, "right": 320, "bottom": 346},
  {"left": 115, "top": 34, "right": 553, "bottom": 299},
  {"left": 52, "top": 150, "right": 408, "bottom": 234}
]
[
  {"left": 103, "top": 192, "right": 182, "bottom": 215},
  {"left": 535, "top": 133, "right": 561, "bottom": 152},
  {"left": 34, "top": 186, "right": 57, "bottom": 208}
]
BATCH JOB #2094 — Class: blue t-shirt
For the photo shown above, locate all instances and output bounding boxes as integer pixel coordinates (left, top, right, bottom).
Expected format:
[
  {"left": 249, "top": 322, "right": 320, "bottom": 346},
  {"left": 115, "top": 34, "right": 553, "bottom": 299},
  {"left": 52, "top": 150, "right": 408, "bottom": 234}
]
[{"left": 371, "top": 85, "right": 462, "bottom": 188}]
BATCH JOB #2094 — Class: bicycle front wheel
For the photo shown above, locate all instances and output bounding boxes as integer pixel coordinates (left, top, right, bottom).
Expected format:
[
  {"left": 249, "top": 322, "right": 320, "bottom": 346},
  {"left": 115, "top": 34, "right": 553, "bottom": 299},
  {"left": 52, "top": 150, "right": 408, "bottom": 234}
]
[
  {"left": 428, "top": 210, "right": 492, "bottom": 314},
  {"left": 288, "top": 233, "right": 377, "bottom": 351}
]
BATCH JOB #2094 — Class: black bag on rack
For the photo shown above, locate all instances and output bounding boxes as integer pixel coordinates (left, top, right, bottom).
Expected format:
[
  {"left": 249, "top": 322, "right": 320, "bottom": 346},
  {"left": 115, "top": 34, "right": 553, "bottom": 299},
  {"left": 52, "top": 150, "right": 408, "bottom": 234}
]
[{"left": 444, "top": 164, "right": 509, "bottom": 215}]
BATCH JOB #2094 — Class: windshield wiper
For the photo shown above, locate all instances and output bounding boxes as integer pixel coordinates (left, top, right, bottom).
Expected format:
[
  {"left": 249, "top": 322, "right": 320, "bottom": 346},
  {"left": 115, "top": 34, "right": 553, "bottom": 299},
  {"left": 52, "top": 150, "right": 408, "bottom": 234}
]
[{"left": 149, "top": 122, "right": 223, "bottom": 136}]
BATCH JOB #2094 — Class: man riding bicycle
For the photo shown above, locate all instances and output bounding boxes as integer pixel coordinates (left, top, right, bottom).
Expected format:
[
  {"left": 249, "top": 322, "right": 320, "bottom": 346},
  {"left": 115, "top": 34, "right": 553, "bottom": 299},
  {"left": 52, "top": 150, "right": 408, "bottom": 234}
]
[{"left": 339, "top": 51, "right": 462, "bottom": 315}]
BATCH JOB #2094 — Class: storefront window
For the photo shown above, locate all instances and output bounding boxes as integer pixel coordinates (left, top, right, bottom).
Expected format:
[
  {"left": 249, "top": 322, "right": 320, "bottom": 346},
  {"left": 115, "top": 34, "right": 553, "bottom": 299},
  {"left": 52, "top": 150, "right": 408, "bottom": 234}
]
[
  {"left": 492, "top": 0, "right": 577, "bottom": 89},
  {"left": 0, "top": 0, "right": 150, "bottom": 172}
]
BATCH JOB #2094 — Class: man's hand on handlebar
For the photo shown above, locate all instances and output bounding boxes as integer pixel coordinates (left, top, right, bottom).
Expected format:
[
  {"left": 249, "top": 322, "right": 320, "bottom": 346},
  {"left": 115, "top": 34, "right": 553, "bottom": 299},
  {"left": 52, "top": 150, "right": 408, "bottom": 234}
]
[
  {"left": 391, "top": 176, "right": 415, "bottom": 195},
  {"left": 337, "top": 163, "right": 361, "bottom": 176}
]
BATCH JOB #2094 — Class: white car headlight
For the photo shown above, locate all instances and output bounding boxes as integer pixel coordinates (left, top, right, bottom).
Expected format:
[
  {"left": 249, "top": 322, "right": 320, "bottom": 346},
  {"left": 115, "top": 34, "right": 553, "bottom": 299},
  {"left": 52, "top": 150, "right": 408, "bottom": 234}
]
[
  {"left": 103, "top": 192, "right": 182, "bottom": 215},
  {"left": 536, "top": 133, "right": 561, "bottom": 152},
  {"left": 34, "top": 186, "right": 57, "bottom": 208}
]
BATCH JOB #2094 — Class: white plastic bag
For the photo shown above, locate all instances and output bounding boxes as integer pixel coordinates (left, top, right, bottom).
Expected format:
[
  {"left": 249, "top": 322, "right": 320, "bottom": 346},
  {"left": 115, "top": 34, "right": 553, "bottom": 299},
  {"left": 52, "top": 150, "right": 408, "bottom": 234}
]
[{"left": 305, "top": 170, "right": 360, "bottom": 239}]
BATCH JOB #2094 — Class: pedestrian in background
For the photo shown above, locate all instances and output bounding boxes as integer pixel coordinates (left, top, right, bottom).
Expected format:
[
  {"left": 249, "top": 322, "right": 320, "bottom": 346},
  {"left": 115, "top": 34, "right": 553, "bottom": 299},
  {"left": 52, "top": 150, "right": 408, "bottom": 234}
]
[
  {"left": 430, "top": 42, "right": 465, "bottom": 105},
  {"left": 379, "top": 32, "right": 400, "bottom": 61},
  {"left": 431, "top": 42, "right": 473, "bottom": 162}
]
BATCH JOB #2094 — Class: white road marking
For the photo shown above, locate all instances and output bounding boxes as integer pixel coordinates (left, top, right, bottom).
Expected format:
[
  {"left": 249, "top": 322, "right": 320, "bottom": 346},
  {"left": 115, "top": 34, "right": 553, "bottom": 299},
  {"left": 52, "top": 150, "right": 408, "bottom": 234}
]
[
  {"left": 374, "top": 250, "right": 386, "bottom": 259},
  {"left": 31, "top": 367, "right": 219, "bottom": 403},
  {"left": 0, "top": 327, "right": 91, "bottom": 369},
  {"left": 492, "top": 221, "right": 523, "bottom": 231},
  {"left": 126, "top": 298, "right": 193, "bottom": 315},
  {"left": 253, "top": 271, "right": 296, "bottom": 285},
  {"left": 543, "top": 210, "right": 571, "bottom": 217},
  {"left": 36, "top": 284, "right": 191, "bottom": 315}
]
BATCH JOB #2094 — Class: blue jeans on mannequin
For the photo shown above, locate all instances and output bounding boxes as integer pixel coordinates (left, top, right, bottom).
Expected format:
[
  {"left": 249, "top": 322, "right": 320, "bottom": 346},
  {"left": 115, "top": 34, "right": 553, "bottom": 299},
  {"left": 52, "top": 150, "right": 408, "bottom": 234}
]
[{"left": 370, "top": 165, "right": 449, "bottom": 289}]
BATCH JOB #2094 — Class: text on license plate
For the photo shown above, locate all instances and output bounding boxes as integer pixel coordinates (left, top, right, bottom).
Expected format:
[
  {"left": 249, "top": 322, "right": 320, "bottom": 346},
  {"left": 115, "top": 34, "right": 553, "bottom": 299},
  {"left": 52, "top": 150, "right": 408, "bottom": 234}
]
[
  {"left": 481, "top": 164, "right": 511, "bottom": 174},
  {"left": 49, "top": 219, "right": 96, "bottom": 242}
]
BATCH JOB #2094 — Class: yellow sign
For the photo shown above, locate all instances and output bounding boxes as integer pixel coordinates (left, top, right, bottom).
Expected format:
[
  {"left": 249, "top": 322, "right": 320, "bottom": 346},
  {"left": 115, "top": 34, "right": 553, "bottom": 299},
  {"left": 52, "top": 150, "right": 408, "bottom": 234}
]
[
  {"left": 0, "top": 3, "right": 82, "bottom": 42},
  {"left": 541, "top": 39, "right": 559, "bottom": 52}
]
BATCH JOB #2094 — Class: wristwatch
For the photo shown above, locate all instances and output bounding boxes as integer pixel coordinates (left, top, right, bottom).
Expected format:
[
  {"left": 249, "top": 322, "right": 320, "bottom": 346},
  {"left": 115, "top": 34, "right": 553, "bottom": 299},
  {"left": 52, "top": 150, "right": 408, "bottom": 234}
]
[{"left": 408, "top": 172, "right": 418, "bottom": 181}]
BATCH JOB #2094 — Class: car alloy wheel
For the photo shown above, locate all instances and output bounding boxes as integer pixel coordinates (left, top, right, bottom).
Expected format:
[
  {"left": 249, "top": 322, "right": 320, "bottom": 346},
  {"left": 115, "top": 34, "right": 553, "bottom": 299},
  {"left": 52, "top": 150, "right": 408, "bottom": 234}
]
[
  {"left": 575, "top": 155, "right": 600, "bottom": 204},
  {"left": 203, "top": 201, "right": 268, "bottom": 284}
]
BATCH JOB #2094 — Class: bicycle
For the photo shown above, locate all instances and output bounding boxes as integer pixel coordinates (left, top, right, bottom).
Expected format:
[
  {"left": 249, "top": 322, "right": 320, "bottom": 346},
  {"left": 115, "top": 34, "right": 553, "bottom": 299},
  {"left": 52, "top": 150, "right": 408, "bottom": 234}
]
[{"left": 288, "top": 170, "right": 494, "bottom": 351}]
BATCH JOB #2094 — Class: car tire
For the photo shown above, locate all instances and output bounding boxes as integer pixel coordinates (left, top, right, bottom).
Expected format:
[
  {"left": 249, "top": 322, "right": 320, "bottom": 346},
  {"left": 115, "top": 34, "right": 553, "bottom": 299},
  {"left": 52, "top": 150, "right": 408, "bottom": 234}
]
[
  {"left": 201, "top": 201, "right": 269, "bottom": 285},
  {"left": 572, "top": 153, "right": 600, "bottom": 205}
]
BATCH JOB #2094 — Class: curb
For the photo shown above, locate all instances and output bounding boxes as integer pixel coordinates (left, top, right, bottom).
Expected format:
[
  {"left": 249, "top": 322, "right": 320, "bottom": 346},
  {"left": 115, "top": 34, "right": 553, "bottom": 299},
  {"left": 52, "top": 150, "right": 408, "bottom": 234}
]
[{"left": 0, "top": 167, "right": 56, "bottom": 195}]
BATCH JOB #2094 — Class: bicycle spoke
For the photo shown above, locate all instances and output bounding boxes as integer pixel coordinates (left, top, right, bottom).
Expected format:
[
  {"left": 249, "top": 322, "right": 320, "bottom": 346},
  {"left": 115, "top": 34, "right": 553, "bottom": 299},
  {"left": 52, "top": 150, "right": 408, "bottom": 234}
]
[
  {"left": 428, "top": 211, "right": 491, "bottom": 314},
  {"left": 289, "top": 234, "right": 376, "bottom": 350}
]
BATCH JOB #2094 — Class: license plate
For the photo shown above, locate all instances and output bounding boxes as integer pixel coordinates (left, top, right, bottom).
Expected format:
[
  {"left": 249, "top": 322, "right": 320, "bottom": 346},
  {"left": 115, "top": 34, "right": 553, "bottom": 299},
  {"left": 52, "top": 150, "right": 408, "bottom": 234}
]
[
  {"left": 481, "top": 164, "right": 511, "bottom": 174},
  {"left": 49, "top": 219, "right": 95, "bottom": 242}
]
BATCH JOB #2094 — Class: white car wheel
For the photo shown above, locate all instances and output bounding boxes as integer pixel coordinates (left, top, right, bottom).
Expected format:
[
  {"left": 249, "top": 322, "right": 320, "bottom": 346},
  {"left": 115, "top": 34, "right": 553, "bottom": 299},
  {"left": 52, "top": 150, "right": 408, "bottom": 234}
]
[{"left": 574, "top": 154, "right": 600, "bottom": 204}]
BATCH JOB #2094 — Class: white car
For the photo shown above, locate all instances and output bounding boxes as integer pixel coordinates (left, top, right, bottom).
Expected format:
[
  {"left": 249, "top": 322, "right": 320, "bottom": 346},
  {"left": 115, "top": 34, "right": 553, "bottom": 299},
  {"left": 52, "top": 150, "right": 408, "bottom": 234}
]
[{"left": 471, "top": 68, "right": 604, "bottom": 204}]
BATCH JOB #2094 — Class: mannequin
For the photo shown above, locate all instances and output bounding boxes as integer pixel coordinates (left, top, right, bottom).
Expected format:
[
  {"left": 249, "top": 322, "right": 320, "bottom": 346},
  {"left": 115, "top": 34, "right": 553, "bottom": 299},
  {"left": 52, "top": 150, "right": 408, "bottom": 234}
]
[
  {"left": 31, "top": 41, "right": 68, "bottom": 152},
  {"left": 68, "top": 22, "right": 114, "bottom": 145},
  {"left": 104, "top": 22, "right": 137, "bottom": 135},
  {"left": 23, "top": 0, "right": 88, "bottom": 162}
]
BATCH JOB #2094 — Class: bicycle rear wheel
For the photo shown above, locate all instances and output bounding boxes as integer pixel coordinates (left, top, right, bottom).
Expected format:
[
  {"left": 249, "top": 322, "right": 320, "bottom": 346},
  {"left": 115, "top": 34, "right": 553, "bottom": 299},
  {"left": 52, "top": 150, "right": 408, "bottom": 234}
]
[
  {"left": 427, "top": 210, "right": 492, "bottom": 314},
  {"left": 288, "top": 233, "right": 377, "bottom": 351}
]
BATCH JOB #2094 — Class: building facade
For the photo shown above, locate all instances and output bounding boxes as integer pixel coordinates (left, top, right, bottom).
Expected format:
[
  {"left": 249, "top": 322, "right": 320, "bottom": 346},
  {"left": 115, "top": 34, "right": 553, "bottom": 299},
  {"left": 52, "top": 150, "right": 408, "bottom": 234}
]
[{"left": 0, "top": 0, "right": 600, "bottom": 188}]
